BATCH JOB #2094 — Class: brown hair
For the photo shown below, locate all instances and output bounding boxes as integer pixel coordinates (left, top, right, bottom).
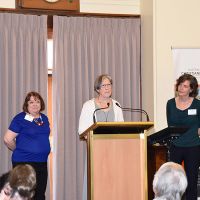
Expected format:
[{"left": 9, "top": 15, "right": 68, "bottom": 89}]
[
  {"left": 94, "top": 74, "right": 112, "bottom": 94},
  {"left": 176, "top": 73, "right": 199, "bottom": 97},
  {"left": 23, "top": 91, "right": 45, "bottom": 112},
  {"left": 9, "top": 164, "right": 36, "bottom": 199}
]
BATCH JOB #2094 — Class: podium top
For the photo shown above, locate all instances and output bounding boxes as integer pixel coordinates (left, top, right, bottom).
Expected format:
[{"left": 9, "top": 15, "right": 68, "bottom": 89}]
[{"left": 79, "top": 121, "right": 154, "bottom": 140}]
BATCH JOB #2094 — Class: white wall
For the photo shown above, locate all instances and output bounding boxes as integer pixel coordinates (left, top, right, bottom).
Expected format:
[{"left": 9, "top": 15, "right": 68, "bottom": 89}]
[
  {"left": 140, "top": 0, "right": 154, "bottom": 124},
  {"left": 80, "top": 0, "right": 140, "bottom": 14},
  {"left": 0, "top": 0, "right": 15, "bottom": 8},
  {"left": 141, "top": 0, "right": 200, "bottom": 131}
]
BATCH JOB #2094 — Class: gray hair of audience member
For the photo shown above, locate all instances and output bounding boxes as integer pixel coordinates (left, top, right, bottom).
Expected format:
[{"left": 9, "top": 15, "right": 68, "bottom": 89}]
[
  {"left": 153, "top": 162, "right": 188, "bottom": 200},
  {"left": 8, "top": 164, "right": 36, "bottom": 199}
]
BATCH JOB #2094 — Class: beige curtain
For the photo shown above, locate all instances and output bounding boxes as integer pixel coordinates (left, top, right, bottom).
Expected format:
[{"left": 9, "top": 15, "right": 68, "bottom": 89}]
[
  {"left": 53, "top": 16, "right": 141, "bottom": 200},
  {"left": 0, "top": 12, "right": 48, "bottom": 186}
]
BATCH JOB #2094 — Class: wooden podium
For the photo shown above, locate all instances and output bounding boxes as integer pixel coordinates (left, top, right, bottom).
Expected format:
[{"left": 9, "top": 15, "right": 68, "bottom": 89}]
[{"left": 80, "top": 122, "right": 154, "bottom": 200}]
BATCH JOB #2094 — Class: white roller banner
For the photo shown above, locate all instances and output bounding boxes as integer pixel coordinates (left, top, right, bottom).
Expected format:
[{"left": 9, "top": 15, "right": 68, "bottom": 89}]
[{"left": 172, "top": 48, "right": 200, "bottom": 82}]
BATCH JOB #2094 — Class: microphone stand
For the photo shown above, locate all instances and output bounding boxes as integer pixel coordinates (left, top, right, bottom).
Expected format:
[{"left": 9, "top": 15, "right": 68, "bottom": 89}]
[
  {"left": 93, "top": 103, "right": 110, "bottom": 123},
  {"left": 115, "top": 103, "right": 150, "bottom": 121}
]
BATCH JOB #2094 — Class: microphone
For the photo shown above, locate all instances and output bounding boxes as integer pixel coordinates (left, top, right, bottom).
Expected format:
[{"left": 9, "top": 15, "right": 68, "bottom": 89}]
[
  {"left": 115, "top": 102, "right": 150, "bottom": 121},
  {"left": 93, "top": 103, "right": 110, "bottom": 123}
]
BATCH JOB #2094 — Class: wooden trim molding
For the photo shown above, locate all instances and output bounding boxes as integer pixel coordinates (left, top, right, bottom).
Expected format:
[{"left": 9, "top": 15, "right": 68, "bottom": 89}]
[{"left": 1, "top": 6, "right": 140, "bottom": 18}]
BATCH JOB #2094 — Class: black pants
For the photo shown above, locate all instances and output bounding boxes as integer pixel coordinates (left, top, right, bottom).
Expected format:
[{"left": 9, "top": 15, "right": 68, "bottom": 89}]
[
  {"left": 170, "top": 145, "right": 200, "bottom": 200},
  {"left": 13, "top": 162, "right": 48, "bottom": 200}
]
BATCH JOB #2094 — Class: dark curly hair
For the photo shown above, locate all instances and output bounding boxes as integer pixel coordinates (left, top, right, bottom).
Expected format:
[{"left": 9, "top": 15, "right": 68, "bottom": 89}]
[{"left": 176, "top": 73, "right": 199, "bottom": 97}]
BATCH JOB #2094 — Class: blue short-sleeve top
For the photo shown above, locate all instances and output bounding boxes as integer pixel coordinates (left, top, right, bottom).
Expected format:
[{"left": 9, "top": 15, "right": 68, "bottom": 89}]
[{"left": 9, "top": 112, "right": 51, "bottom": 162}]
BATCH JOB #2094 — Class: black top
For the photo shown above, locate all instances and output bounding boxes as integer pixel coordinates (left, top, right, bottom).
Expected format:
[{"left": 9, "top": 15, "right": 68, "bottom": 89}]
[{"left": 166, "top": 98, "right": 200, "bottom": 147}]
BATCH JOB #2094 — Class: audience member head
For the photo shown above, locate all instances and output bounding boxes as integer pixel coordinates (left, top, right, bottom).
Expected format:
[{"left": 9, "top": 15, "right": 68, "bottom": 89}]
[
  {"left": 153, "top": 162, "right": 187, "bottom": 200},
  {"left": 9, "top": 164, "right": 36, "bottom": 199},
  {"left": 0, "top": 164, "right": 36, "bottom": 200}
]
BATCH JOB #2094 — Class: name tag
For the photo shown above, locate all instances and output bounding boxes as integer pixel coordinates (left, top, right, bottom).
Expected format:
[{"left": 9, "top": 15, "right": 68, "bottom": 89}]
[
  {"left": 188, "top": 109, "right": 197, "bottom": 115},
  {"left": 24, "top": 114, "right": 34, "bottom": 122}
]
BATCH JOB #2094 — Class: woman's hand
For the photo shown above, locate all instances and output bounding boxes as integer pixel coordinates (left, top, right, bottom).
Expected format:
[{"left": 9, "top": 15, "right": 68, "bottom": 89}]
[
  {"left": 0, "top": 183, "right": 12, "bottom": 200},
  {"left": 4, "top": 130, "right": 17, "bottom": 151},
  {"left": 198, "top": 128, "right": 200, "bottom": 136}
]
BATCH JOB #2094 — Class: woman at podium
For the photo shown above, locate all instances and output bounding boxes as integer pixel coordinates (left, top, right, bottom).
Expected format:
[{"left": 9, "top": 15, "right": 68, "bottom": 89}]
[
  {"left": 78, "top": 74, "right": 124, "bottom": 134},
  {"left": 166, "top": 73, "right": 200, "bottom": 200},
  {"left": 78, "top": 74, "right": 124, "bottom": 200}
]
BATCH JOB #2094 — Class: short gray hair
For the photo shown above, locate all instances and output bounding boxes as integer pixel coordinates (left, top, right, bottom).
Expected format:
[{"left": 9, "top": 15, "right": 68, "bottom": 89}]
[
  {"left": 94, "top": 74, "right": 112, "bottom": 94},
  {"left": 153, "top": 162, "right": 187, "bottom": 200}
]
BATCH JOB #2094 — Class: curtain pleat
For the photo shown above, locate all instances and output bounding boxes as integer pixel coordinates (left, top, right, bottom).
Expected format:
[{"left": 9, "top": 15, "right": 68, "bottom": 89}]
[
  {"left": 53, "top": 16, "right": 141, "bottom": 200},
  {"left": 0, "top": 12, "right": 48, "bottom": 183}
]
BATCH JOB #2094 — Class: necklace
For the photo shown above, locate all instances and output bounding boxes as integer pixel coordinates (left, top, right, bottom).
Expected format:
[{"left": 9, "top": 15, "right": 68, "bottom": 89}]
[{"left": 33, "top": 115, "right": 44, "bottom": 126}]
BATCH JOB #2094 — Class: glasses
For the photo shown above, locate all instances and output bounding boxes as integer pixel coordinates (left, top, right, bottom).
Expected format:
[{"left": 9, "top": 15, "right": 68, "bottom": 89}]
[{"left": 100, "top": 83, "right": 112, "bottom": 89}]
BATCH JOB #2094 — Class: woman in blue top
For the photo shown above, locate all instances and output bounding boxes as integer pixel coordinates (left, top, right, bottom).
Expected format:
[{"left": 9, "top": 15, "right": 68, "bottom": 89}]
[
  {"left": 166, "top": 74, "right": 200, "bottom": 200},
  {"left": 4, "top": 91, "right": 51, "bottom": 200}
]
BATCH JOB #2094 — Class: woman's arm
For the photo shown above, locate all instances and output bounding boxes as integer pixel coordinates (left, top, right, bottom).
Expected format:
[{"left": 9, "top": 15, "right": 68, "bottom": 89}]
[
  {"left": 78, "top": 100, "right": 95, "bottom": 135},
  {"left": 4, "top": 130, "right": 17, "bottom": 151},
  {"left": 166, "top": 100, "right": 171, "bottom": 126}
]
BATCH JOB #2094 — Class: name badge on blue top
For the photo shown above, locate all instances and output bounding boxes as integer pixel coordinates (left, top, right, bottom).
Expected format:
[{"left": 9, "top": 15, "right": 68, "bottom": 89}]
[{"left": 188, "top": 109, "right": 197, "bottom": 115}]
